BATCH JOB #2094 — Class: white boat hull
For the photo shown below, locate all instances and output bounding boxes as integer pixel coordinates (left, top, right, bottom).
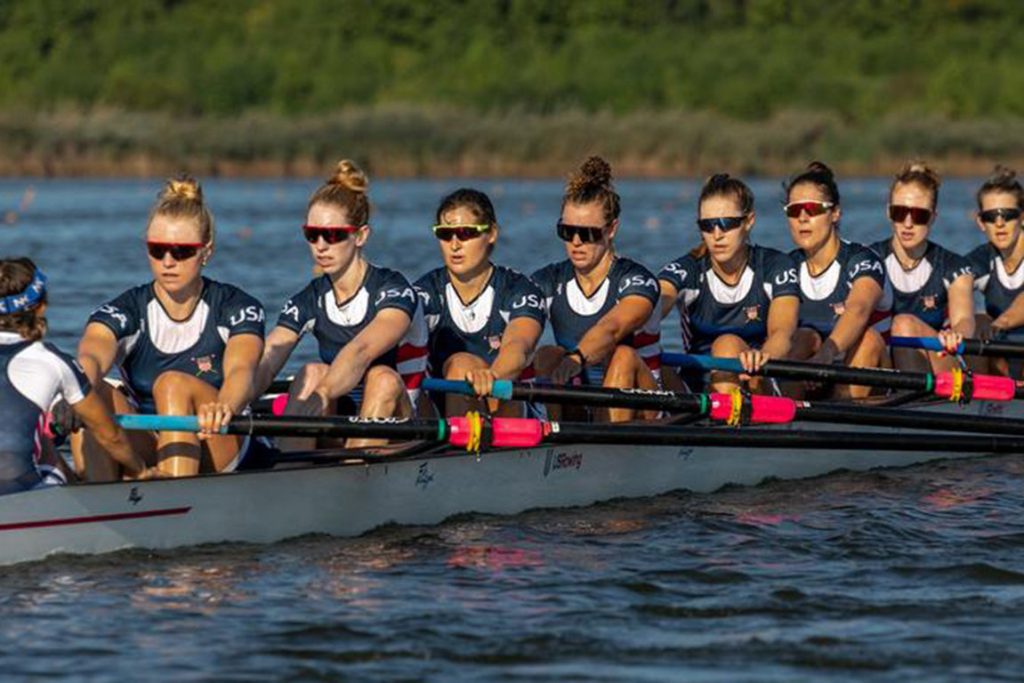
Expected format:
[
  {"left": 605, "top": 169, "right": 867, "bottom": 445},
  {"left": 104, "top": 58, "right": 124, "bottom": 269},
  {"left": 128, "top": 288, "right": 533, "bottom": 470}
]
[{"left": 0, "top": 399, "right": 1015, "bottom": 566}]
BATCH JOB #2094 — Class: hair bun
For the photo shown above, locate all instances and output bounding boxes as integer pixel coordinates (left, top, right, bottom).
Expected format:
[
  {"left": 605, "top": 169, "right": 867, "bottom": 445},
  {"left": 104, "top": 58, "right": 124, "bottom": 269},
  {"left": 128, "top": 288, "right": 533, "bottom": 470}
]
[
  {"left": 329, "top": 159, "right": 369, "bottom": 194},
  {"left": 568, "top": 156, "right": 613, "bottom": 196},
  {"left": 163, "top": 174, "right": 202, "bottom": 202},
  {"left": 806, "top": 161, "right": 834, "bottom": 179},
  {"left": 902, "top": 160, "right": 940, "bottom": 183},
  {"left": 991, "top": 164, "right": 1018, "bottom": 185}
]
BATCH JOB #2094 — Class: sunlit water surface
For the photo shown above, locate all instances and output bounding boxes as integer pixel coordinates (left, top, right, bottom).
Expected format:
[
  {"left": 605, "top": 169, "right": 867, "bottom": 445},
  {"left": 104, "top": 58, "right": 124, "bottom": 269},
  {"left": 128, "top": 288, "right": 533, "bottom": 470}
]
[{"left": 0, "top": 178, "right": 1020, "bottom": 681}]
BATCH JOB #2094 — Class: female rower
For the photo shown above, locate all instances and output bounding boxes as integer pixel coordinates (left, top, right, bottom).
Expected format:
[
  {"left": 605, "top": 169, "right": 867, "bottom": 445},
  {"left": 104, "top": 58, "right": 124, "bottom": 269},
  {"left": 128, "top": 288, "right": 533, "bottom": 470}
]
[
  {"left": 870, "top": 162, "right": 974, "bottom": 372},
  {"left": 254, "top": 160, "right": 427, "bottom": 450},
  {"left": 785, "top": 162, "right": 891, "bottom": 397},
  {"left": 658, "top": 173, "right": 799, "bottom": 393},
  {"left": 0, "top": 258, "right": 153, "bottom": 494},
  {"left": 74, "top": 176, "right": 266, "bottom": 479},
  {"left": 530, "top": 156, "right": 662, "bottom": 423},
  {"left": 966, "top": 166, "right": 1024, "bottom": 376},
  {"left": 414, "top": 188, "right": 546, "bottom": 416}
]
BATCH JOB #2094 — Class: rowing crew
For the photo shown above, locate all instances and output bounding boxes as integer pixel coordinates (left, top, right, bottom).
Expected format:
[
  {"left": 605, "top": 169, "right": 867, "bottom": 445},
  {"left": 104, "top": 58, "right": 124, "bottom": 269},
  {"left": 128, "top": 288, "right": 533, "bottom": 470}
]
[{"left": 3, "top": 156, "right": 1024, "bottom": 492}]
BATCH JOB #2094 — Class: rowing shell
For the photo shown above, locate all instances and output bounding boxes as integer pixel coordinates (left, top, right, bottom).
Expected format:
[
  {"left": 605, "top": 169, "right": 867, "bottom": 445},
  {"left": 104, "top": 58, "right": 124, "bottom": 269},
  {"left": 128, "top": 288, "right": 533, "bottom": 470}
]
[{"left": 0, "top": 399, "right": 1018, "bottom": 567}]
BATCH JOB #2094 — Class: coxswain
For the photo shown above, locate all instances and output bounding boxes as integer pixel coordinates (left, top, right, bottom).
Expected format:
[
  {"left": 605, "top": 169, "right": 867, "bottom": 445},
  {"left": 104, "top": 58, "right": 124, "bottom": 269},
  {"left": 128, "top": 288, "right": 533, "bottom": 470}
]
[{"left": 0, "top": 258, "right": 153, "bottom": 493}]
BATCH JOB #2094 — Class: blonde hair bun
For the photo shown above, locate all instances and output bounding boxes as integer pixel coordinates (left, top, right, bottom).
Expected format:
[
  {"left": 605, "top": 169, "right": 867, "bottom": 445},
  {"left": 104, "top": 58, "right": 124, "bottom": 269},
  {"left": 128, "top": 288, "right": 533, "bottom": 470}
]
[
  {"left": 162, "top": 174, "right": 202, "bottom": 202},
  {"left": 329, "top": 159, "right": 369, "bottom": 194}
]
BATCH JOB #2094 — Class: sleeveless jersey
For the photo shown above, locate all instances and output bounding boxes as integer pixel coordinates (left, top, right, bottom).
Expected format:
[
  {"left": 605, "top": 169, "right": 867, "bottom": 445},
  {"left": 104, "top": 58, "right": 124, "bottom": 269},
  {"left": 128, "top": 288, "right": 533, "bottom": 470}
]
[
  {"left": 790, "top": 240, "right": 892, "bottom": 336},
  {"left": 870, "top": 239, "right": 973, "bottom": 330},
  {"left": 276, "top": 264, "right": 428, "bottom": 394},
  {"left": 967, "top": 243, "right": 1024, "bottom": 341},
  {"left": 658, "top": 244, "right": 799, "bottom": 354},
  {"left": 88, "top": 278, "right": 265, "bottom": 413},
  {"left": 531, "top": 256, "right": 662, "bottom": 378},
  {"left": 0, "top": 332, "right": 89, "bottom": 495},
  {"left": 414, "top": 264, "right": 546, "bottom": 375}
]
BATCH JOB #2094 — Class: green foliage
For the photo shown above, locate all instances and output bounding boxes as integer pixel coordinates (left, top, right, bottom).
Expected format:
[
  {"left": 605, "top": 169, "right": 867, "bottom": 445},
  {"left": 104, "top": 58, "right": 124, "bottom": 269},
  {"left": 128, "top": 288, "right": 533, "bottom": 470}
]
[{"left": 0, "top": 0, "right": 1022, "bottom": 121}]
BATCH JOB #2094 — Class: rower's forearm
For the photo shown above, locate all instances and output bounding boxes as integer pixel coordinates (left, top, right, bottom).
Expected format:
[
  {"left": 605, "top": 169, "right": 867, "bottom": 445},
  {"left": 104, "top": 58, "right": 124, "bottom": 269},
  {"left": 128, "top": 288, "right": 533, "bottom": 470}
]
[
  {"left": 317, "top": 347, "right": 372, "bottom": 400},
  {"left": 490, "top": 343, "right": 531, "bottom": 380},
  {"left": 576, "top": 325, "right": 619, "bottom": 366},
  {"left": 827, "top": 308, "right": 872, "bottom": 355},
  {"left": 762, "top": 332, "right": 793, "bottom": 360},
  {"left": 219, "top": 369, "right": 256, "bottom": 413},
  {"left": 993, "top": 300, "right": 1024, "bottom": 330},
  {"left": 951, "top": 317, "right": 976, "bottom": 337}
]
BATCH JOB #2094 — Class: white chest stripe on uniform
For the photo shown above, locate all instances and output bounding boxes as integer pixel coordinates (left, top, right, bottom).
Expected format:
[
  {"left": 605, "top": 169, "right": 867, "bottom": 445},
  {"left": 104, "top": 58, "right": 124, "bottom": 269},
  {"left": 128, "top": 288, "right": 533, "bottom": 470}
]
[
  {"left": 995, "top": 255, "right": 1024, "bottom": 291},
  {"left": 325, "top": 287, "right": 370, "bottom": 328},
  {"left": 707, "top": 266, "right": 754, "bottom": 304},
  {"left": 445, "top": 283, "right": 495, "bottom": 334},
  {"left": 799, "top": 261, "right": 842, "bottom": 301},
  {"left": 566, "top": 278, "right": 610, "bottom": 316},
  {"left": 885, "top": 253, "right": 933, "bottom": 294},
  {"left": 147, "top": 299, "right": 210, "bottom": 354}
]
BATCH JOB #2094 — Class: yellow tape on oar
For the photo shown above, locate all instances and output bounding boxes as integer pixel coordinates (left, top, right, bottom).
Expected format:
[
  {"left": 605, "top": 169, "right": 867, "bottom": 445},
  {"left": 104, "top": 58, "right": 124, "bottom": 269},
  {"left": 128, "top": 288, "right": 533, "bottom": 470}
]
[
  {"left": 727, "top": 388, "right": 744, "bottom": 427},
  {"left": 464, "top": 411, "right": 483, "bottom": 452},
  {"left": 948, "top": 367, "right": 964, "bottom": 403}
]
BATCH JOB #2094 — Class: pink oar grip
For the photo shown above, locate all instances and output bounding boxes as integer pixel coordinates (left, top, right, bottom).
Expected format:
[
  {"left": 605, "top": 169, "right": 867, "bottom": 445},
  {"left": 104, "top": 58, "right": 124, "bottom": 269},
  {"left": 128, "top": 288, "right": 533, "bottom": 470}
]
[
  {"left": 271, "top": 394, "right": 290, "bottom": 416},
  {"left": 934, "top": 372, "right": 1015, "bottom": 401},
  {"left": 708, "top": 394, "right": 797, "bottom": 424},
  {"left": 447, "top": 417, "right": 544, "bottom": 448}
]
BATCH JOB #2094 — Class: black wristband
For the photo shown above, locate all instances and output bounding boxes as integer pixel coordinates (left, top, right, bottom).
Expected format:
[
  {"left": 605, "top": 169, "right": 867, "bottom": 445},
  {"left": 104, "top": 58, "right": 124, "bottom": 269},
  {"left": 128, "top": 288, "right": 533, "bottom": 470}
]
[{"left": 568, "top": 348, "right": 587, "bottom": 367}]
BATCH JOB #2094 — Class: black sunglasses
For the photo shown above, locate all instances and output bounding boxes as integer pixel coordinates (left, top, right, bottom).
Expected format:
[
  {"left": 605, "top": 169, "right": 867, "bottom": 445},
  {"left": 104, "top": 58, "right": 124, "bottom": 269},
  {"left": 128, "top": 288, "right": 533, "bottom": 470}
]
[
  {"left": 557, "top": 221, "right": 606, "bottom": 243},
  {"left": 888, "top": 205, "right": 933, "bottom": 225},
  {"left": 146, "top": 242, "right": 204, "bottom": 261},
  {"left": 697, "top": 216, "right": 746, "bottom": 233},
  {"left": 302, "top": 225, "right": 361, "bottom": 244},
  {"left": 979, "top": 208, "right": 1022, "bottom": 224}
]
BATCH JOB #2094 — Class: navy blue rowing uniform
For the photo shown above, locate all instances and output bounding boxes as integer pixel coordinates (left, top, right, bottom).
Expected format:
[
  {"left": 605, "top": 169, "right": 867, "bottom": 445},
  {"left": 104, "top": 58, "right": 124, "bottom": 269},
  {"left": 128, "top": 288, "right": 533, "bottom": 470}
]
[
  {"left": 276, "top": 264, "right": 428, "bottom": 398},
  {"left": 0, "top": 332, "right": 89, "bottom": 494},
  {"left": 967, "top": 243, "right": 1024, "bottom": 341},
  {"left": 88, "top": 278, "right": 265, "bottom": 414},
  {"left": 531, "top": 257, "right": 662, "bottom": 381},
  {"left": 790, "top": 240, "right": 892, "bottom": 336},
  {"left": 414, "top": 264, "right": 546, "bottom": 375},
  {"left": 870, "top": 239, "right": 973, "bottom": 330},
  {"left": 658, "top": 244, "right": 799, "bottom": 354}
]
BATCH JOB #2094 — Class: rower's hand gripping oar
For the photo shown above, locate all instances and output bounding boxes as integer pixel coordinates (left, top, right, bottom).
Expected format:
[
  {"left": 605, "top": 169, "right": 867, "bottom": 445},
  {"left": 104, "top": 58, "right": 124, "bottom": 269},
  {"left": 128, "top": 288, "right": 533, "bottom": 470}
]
[
  {"left": 421, "top": 378, "right": 798, "bottom": 425},
  {"left": 890, "top": 335, "right": 1024, "bottom": 360},
  {"left": 661, "top": 352, "right": 1018, "bottom": 402}
]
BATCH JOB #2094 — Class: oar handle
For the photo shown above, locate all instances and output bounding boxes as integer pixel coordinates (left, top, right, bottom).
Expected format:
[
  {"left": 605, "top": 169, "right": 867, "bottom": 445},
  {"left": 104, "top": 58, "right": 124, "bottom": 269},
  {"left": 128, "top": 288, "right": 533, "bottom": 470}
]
[
  {"left": 117, "top": 414, "right": 218, "bottom": 432},
  {"left": 421, "top": 378, "right": 514, "bottom": 401},
  {"left": 888, "top": 336, "right": 963, "bottom": 354}
]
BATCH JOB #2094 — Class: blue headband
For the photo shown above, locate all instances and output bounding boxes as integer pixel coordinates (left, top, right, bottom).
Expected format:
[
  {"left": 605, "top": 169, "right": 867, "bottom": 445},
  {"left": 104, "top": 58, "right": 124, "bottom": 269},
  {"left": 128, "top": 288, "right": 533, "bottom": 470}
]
[{"left": 0, "top": 269, "right": 47, "bottom": 315}]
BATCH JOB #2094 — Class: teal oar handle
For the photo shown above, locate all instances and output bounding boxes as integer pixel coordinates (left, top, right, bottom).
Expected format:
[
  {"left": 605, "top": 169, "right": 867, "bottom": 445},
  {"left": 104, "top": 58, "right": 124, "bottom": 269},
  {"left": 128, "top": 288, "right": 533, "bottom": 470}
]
[
  {"left": 422, "top": 377, "right": 514, "bottom": 400},
  {"left": 888, "top": 336, "right": 963, "bottom": 354},
  {"left": 661, "top": 353, "right": 744, "bottom": 373},
  {"left": 116, "top": 414, "right": 224, "bottom": 432}
]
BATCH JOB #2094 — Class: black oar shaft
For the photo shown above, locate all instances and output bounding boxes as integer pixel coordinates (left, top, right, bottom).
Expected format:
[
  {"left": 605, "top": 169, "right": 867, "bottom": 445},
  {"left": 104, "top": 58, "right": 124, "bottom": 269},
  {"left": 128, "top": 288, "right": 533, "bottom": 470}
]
[
  {"left": 224, "top": 415, "right": 446, "bottom": 441},
  {"left": 542, "top": 423, "right": 1024, "bottom": 453},
  {"left": 760, "top": 359, "right": 932, "bottom": 391},
  {"left": 794, "top": 402, "right": 1024, "bottom": 436},
  {"left": 961, "top": 339, "right": 1024, "bottom": 359},
  {"left": 507, "top": 384, "right": 705, "bottom": 413}
]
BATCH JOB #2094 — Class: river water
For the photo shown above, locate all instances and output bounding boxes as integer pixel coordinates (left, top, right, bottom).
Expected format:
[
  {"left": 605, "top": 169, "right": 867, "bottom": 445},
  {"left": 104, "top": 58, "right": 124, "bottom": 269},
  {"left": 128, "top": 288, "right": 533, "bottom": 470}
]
[{"left": 0, "top": 177, "right": 1021, "bottom": 681}]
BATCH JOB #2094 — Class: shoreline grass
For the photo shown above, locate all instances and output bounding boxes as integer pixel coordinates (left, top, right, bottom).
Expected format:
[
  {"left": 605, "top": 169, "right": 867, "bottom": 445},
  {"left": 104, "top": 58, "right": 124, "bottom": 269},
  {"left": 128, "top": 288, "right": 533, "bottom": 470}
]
[{"left": 2, "top": 106, "right": 1024, "bottom": 178}]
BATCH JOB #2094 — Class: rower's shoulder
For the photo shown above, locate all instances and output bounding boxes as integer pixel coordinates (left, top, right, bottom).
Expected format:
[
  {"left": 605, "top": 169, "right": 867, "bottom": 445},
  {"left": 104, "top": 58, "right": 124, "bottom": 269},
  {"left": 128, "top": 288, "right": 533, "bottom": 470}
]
[
  {"left": 611, "top": 255, "right": 656, "bottom": 279},
  {"left": 412, "top": 265, "right": 446, "bottom": 293},
  {"left": 201, "top": 278, "right": 263, "bottom": 309},
  {"left": 366, "top": 263, "right": 414, "bottom": 290},
  {"left": 493, "top": 264, "right": 543, "bottom": 293},
  {"left": 926, "top": 242, "right": 972, "bottom": 270},
  {"left": 751, "top": 244, "right": 797, "bottom": 271},
  {"left": 529, "top": 260, "right": 568, "bottom": 287},
  {"left": 868, "top": 238, "right": 892, "bottom": 258}
]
